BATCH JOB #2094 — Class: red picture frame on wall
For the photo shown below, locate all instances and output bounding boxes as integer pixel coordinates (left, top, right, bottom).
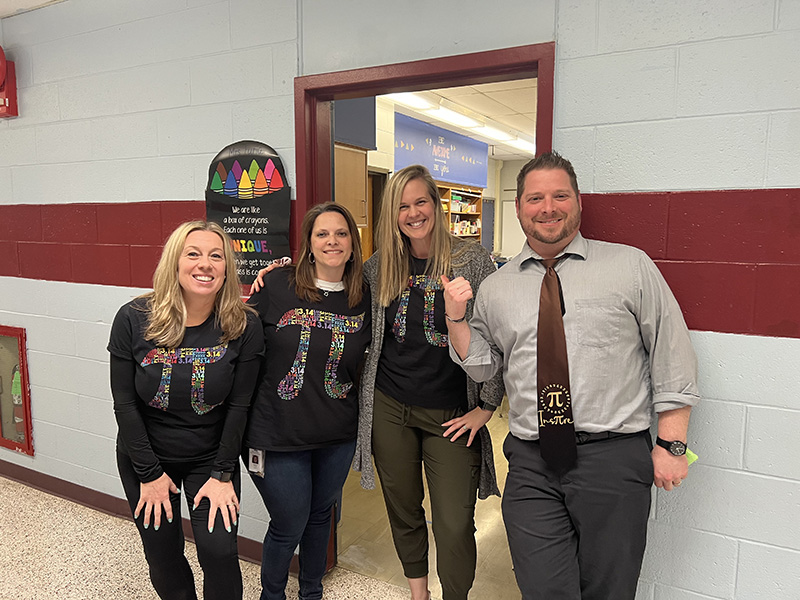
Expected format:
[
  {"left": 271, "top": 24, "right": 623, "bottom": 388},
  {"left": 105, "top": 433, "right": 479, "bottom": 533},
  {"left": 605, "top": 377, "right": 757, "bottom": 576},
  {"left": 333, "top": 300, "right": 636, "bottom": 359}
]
[{"left": 0, "top": 325, "right": 34, "bottom": 456}]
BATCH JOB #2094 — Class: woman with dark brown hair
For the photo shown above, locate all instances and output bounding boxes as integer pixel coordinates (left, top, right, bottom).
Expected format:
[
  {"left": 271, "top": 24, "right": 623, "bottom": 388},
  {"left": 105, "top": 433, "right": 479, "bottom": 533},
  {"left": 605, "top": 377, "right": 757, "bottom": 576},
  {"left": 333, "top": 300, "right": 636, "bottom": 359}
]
[{"left": 244, "top": 202, "right": 371, "bottom": 600}]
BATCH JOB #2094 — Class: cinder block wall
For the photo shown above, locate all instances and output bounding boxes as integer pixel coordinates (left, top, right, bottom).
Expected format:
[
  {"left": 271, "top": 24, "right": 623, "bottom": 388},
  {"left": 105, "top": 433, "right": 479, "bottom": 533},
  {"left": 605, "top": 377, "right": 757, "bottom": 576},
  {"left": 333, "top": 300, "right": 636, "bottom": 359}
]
[
  {"left": 553, "top": 2, "right": 800, "bottom": 598},
  {"left": 0, "top": 0, "right": 301, "bottom": 543},
  {"left": 1, "top": 2, "right": 798, "bottom": 598}
]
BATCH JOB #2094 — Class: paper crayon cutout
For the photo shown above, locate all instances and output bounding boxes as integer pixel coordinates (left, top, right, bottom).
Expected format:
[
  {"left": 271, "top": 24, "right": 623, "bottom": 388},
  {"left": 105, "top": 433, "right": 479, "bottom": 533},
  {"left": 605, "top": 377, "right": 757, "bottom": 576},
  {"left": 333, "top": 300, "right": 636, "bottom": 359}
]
[
  {"left": 209, "top": 157, "right": 285, "bottom": 199},
  {"left": 239, "top": 170, "right": 254, "bottom": 199},
  {"left": 224, "top": 170, "right": 238, "bottom": 197}
]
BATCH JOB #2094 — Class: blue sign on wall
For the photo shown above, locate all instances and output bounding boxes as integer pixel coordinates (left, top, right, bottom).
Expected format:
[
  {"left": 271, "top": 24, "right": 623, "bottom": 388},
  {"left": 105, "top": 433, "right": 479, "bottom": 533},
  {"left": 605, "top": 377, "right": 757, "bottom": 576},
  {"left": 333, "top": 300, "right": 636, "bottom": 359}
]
[{"left": 394, "top": 113, "right": 488, "bottom": 189}]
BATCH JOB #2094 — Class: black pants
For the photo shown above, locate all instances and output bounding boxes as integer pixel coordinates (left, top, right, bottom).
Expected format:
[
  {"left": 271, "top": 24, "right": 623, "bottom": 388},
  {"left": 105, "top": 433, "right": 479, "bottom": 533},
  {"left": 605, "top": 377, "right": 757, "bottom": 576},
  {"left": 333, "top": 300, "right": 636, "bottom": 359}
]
[
  {"left": 501, "top": 432, "right": 653, "bottom": 600},
  {"left": 117, "top": 451, "right": 243, "bottom": 600}
]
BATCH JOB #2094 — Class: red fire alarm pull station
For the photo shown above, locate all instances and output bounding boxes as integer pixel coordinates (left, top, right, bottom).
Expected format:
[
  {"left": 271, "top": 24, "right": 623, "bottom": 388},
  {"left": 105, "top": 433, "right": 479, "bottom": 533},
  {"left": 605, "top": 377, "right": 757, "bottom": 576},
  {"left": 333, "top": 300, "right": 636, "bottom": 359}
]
[{"left": 0, "top": 45, "right": 19, "bottom": 118}]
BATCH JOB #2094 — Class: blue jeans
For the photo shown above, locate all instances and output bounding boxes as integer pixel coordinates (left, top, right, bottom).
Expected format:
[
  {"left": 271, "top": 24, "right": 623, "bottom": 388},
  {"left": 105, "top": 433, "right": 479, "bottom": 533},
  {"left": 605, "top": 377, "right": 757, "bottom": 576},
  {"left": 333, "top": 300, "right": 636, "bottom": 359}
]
[{"left": 248, "top": 439, "right": 356, "bottom": 600}]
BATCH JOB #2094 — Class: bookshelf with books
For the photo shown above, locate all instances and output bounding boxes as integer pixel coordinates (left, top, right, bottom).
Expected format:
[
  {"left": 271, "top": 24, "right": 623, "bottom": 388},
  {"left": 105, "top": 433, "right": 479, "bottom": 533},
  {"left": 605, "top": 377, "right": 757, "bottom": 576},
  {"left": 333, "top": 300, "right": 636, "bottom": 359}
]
[{"left": 438, "top": 183, "right": 482, "bottom": 241}]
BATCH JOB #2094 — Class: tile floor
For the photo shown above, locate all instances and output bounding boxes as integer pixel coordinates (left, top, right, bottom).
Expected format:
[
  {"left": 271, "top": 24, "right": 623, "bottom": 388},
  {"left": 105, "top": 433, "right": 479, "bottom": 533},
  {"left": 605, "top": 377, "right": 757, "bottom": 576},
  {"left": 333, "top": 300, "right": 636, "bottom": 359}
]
[
  {"left": 0, "top": 412, "right": 518, "bottom": 599},
  {"left": 337, "top": 412, "right": 521, "bottom": 599},
  {"left": 0, "top": 475, "right": 410, "bottom": 600}
]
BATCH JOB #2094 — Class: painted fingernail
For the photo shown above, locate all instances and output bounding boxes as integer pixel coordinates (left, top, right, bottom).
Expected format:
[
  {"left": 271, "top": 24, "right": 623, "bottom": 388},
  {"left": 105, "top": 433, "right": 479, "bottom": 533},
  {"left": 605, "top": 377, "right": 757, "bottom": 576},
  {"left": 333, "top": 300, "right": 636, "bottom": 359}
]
[
  {"left": 134, "top": 513, "right": 140, "bottom": 519},
  {"left": 154, "top": 524, "right": 160, "bottom": 531},
  {"left": 208, "top": 526, "right": 214, "bottom": 534},
  {"left": 168, "top": 517, "right": 173, "bottom": 523},
  {"left": 143, "top": 523, "right": 149, "bottom": 529},
  {"left": 226, "top": 525, "right": 232, "bottom": 533}
]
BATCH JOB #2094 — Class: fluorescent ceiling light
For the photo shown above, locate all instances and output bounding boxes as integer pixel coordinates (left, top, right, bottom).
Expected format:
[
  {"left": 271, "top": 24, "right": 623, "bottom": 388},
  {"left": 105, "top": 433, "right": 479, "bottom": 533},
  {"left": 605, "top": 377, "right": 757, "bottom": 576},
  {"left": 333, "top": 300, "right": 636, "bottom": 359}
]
[
  {"left": 424, "top": 106, "right": 480, "bottom": 128},
  {"left": 506, "top": 138, "right": 537, "bottom": 154},
  {"left": 470, "top": 125, "right": 514, "bottom": 141},
  {"left": 385, "top": 92, "right": 433, "bottom": 110}
]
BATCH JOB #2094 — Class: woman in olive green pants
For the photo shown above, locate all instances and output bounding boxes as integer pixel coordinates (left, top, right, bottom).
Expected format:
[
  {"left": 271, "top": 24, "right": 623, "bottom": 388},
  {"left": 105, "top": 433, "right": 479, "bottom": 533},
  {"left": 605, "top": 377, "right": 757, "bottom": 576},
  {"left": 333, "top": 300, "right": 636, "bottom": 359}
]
[{"left": 353, "top": 165, "right": 505, "bottom": 600}]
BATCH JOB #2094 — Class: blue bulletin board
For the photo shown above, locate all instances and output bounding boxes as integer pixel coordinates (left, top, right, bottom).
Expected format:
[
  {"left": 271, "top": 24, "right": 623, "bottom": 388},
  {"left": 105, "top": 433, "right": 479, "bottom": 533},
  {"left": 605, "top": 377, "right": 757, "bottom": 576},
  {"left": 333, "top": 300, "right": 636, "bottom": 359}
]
[{"left": 394, "top": 113, "right": 488, "bottom": 188}]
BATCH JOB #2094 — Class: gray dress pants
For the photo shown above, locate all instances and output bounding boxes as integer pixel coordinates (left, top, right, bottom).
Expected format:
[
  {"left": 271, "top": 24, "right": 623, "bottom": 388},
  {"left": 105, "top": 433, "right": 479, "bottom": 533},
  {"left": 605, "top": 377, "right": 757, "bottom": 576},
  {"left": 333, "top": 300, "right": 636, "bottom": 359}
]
[{"left": 502, "top": 431, "right": 653, "bottom": 600}]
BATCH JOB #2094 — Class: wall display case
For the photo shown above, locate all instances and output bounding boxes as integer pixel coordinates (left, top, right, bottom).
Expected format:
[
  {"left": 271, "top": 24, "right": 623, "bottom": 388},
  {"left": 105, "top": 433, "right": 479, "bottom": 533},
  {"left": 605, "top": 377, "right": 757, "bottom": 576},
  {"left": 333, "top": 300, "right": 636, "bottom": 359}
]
[
  {"left": 0, "top": 325, "right": 33, "bottom": 456},
  {"left": 438, "top": 183, "right": 483, "bottom": 241}
]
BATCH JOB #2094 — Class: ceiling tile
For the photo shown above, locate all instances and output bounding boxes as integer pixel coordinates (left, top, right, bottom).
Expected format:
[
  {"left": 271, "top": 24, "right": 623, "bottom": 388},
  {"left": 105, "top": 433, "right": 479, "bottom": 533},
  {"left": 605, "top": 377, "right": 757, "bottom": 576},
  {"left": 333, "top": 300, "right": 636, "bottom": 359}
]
[
  {"left": 475, "top": 79, "right": 537, "bottom": 93},
  {"left": 455, "top": 93, "right": 518, "bottom": 117},
  {"left": 494, "top": 113, "right": 538, "bottom": 133},
  {"left": 489, "top": 89, "right": 538, "bottom": 114}
]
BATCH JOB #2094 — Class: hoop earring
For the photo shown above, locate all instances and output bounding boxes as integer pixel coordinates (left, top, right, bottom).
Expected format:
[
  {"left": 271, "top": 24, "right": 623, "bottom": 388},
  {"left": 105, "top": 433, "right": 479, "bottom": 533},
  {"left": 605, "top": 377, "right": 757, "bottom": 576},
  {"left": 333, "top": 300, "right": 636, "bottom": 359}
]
[
  {"left": 309, "top": 253, "right": 316, "bottom": 264},
  {"left": 348, "top": 252, "right": 354, "bottom": 263}
]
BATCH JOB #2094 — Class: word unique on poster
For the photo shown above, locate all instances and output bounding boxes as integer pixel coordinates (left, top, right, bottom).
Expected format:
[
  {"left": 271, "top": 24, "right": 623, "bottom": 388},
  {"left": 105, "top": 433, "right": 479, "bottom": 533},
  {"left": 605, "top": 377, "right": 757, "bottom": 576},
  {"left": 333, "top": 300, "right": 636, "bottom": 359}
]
[{"left": 205, "top": 140, "right": 291, "bottom": 284}]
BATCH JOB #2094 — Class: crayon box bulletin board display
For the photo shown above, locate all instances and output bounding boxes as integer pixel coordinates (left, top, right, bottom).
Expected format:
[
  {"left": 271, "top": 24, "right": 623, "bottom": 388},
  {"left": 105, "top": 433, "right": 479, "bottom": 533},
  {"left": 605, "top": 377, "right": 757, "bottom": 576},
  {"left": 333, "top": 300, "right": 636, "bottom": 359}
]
[{"left": 205, "top": 141, "right": 291, "bottom": 284}]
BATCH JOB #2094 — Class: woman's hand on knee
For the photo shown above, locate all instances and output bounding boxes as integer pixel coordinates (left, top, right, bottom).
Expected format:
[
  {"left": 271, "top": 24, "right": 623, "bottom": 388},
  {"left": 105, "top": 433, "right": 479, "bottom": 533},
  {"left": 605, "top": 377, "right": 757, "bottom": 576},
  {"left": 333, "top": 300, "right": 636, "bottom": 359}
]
[
  {"left": 194, "top": 478, "right": 239, "bottom": 534},
  {"left": 136, "top": 473, "right": 178, "bottom": 531}
]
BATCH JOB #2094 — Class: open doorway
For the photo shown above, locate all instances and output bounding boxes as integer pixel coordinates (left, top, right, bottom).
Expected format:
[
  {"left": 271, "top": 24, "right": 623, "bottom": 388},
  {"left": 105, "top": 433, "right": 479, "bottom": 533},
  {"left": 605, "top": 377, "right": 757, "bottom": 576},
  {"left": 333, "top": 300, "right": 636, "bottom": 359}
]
[
  {"left": 294, "top": 43, "right": 554, "bottom": 598},
  {"left": 291, "top": 42, "right": 554, "bottom": 249}
]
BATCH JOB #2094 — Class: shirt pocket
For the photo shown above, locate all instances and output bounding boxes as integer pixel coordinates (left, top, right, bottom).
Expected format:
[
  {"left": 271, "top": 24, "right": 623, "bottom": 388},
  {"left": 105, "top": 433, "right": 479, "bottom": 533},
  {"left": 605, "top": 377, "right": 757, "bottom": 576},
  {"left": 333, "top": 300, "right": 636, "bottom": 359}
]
[{"left": 575, "top": 298, "right": 620, "bottom": 347}]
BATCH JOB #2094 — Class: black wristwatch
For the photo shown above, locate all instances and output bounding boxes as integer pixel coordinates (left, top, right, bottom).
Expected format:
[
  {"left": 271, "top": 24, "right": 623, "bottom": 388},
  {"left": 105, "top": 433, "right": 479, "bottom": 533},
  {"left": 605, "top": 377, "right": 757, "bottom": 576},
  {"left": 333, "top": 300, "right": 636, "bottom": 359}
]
[
  {"left": 210, "top": 470, "right": 233, "bottom": 482},
  {"left": 656, "top": 437, "right": 687, "bottom": 456},
  {"left": 477, "top": 401, "right": 497, "bottom": 412}
]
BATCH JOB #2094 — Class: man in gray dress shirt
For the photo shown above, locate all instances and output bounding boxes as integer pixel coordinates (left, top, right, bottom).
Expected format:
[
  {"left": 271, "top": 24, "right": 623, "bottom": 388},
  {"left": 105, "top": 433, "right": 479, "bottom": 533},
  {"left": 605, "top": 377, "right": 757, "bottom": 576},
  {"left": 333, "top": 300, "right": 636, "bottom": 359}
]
[{"left": 442, "top": 152, "right": 699, "bottom": 600}]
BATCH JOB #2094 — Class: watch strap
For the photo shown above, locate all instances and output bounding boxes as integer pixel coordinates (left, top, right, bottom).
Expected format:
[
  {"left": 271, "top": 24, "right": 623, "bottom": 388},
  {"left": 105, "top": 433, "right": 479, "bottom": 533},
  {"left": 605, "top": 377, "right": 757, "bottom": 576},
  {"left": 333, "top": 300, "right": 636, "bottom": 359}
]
[
  {"left": 210, "top": 470, "right": 233, "bottom": 482},
  {"left": 478, "top": 400, "right": 497, "bottom": 412},
  {"left": 655, "top": 436, "right": 687, "bottom": 456}
]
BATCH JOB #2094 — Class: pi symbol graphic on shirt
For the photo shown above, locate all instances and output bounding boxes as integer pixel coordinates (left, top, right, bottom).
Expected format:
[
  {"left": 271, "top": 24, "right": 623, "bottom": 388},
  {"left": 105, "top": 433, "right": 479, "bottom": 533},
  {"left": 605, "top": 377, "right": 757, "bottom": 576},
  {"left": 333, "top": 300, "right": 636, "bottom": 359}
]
[
  {"left": 276, "top": 308, "right": 365, "bottom": 400},
  {"left": 392, "top": 274, "right": 448, "bottom": 347},
  {"left": 141, "top": 344, "right": 228, "bottom": 415}
]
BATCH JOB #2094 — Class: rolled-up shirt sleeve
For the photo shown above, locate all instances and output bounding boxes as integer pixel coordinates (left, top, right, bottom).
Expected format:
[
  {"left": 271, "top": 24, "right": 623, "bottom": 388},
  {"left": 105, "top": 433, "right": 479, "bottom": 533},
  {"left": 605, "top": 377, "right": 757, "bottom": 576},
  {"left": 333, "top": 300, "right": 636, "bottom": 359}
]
[
  {"left": 449, "top": 287, "right": 504, "bottom": 383},
  {"left": 637, "top": 255, "right": 701, "bottom": 413}
]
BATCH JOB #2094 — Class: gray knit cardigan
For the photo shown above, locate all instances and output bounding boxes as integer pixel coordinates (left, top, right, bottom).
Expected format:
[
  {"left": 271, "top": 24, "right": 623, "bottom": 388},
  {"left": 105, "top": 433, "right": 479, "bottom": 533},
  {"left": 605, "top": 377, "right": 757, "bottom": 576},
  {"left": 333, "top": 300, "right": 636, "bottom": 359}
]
[{"left": 352, "top": 237, "right": 505, "bottom": 499}]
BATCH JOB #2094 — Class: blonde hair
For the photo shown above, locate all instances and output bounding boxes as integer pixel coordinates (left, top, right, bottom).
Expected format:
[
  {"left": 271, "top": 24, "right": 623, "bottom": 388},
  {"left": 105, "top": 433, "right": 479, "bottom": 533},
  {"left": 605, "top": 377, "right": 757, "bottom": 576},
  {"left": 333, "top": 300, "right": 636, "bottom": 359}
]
[
  {"left": 290, "top": 202, "right": 365, "bottom": 308},
  {"left": 141, "top": 220, "right": 253, "bottom": 348},
  {"left": 375, "top": 165, "right": 457, "bottom": 307}
]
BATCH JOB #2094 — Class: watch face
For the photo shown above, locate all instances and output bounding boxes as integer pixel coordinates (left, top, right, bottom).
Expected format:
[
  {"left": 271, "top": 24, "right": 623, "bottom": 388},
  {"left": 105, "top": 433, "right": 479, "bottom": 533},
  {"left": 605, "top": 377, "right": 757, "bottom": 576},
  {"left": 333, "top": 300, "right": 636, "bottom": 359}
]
[{"left": 669, "top": 441, "right": 687, "bottom": 456}]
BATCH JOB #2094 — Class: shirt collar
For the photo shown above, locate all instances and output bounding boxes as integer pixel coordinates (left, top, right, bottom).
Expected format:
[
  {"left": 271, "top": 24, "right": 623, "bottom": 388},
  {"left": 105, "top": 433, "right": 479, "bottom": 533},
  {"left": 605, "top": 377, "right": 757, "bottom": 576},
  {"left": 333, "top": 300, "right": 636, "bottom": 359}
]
[{"left": 517, "top": 232, "right": 588, "bottom": 268}]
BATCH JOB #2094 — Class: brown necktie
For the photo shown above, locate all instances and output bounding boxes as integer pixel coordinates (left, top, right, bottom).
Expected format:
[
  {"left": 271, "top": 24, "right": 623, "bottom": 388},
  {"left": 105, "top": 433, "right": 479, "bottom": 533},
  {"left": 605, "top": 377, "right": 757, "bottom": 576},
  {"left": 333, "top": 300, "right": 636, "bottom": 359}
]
[{"left": 537, "top": 258, "right": 577, "bottom": 471}]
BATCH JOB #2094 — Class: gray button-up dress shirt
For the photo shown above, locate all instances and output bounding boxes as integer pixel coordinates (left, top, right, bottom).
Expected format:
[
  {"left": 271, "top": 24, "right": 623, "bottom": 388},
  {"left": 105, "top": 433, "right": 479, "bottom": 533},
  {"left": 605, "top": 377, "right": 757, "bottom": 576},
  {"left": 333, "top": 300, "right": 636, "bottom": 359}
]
[{"left": 452, "top": 233, "right": 700, "bottom": 441}]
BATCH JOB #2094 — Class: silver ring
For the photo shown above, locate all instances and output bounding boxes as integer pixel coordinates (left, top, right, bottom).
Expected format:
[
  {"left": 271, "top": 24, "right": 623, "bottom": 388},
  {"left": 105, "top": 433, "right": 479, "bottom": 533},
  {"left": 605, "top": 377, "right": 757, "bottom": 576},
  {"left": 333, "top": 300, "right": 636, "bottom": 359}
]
[{"left": 461, "top": 426, "right": 468, "bottom": 431}]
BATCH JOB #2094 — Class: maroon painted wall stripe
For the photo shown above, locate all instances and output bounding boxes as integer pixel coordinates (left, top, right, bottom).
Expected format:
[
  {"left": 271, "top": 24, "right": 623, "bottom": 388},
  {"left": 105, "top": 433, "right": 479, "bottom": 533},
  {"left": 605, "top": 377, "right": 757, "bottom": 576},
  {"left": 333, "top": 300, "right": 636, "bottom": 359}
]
[
  {"left": 580, "top": 189, "right": 800, "bottom": 338},
  {"left": 0, "top": 190, "right": 798, "bottom": 338},
  {"left": 0, "top": 201, "right": 206, "bottom": 287}
]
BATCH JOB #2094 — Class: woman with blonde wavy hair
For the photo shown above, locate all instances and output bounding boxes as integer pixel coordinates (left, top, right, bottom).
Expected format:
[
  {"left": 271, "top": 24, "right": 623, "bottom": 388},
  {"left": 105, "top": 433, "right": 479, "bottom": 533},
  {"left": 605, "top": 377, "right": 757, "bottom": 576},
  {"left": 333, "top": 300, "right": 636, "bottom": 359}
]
[
  {"left": 354, "top": 164, "right": 505, "bottom": 600},
  {"left": 108, "top": 220, "right": 264, "bottom": 600}
]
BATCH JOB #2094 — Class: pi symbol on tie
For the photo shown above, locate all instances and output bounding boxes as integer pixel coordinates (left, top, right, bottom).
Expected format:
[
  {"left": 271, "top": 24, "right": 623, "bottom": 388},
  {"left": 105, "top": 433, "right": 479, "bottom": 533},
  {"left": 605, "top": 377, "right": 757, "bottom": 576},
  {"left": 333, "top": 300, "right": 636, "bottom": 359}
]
[
  {"left": 276, "top": 308, "right": 365, "bottom": 400},
  {"left": 392, "top": 274, "right": 447, "bottom": 347},
  {"left": 547, "top": 390, "right": 564, "bottom": 408},
  {"left": 141, "top": 344, "right": 228, "bottom": 414}
]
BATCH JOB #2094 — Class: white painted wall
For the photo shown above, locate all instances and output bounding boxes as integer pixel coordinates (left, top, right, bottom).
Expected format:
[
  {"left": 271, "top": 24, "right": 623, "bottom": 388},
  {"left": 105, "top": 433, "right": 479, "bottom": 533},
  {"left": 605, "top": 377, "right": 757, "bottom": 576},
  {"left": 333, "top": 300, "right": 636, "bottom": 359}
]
[
  {"left": 1, "top": 1, "right": 799, "bottom": 598},
  {"left": 554, "top": 0, "right": 800, "bottom": 193}
]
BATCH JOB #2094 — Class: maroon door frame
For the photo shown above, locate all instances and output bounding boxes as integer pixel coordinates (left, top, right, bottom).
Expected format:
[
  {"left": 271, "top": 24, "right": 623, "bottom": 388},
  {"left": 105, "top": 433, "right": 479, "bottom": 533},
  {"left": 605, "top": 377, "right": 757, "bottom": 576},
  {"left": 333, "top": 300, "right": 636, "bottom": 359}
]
[{"left": 292, "top": 42, "right": 555, "bottom": 253}]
